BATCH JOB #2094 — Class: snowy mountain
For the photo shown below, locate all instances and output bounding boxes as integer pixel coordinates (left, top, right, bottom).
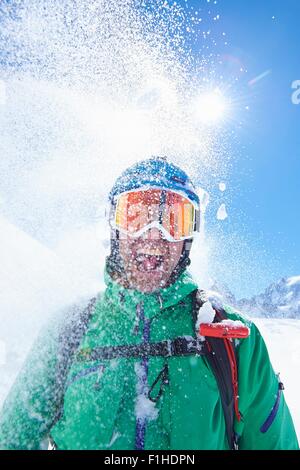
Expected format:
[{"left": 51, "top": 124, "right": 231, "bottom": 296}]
[{"left": 211, "top": 276, "right": 300, "bottom": 319}]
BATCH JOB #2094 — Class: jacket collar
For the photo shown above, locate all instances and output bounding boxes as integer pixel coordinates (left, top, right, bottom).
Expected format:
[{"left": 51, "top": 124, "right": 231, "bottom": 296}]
[{"left": 103, "top": 267, "right": 198, "bottom": 319}]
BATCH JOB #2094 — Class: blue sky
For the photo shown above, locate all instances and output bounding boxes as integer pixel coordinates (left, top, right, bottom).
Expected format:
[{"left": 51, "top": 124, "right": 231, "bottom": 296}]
[{"left": 178, "top": 0, "right": 300, "bottom": 297}]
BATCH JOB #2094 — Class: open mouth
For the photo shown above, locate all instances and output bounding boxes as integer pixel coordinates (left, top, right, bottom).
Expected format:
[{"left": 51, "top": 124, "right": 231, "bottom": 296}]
[{"left": 135, "top": 250, "right": 165, "bottom": 272}]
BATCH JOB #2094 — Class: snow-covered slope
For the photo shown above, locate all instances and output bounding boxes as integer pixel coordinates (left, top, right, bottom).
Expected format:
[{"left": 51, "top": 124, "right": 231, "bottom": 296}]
[
  {"left": 0, "top": 216, "right": 84, "bottom": 404},
  {"left": 255, "top": 318, "right": 300, "bottom": 443}
]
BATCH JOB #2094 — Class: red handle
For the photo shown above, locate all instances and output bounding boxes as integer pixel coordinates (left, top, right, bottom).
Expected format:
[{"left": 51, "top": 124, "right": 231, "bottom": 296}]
[{"left": 199, "top": 323, "right": 250, "bottom": 339}]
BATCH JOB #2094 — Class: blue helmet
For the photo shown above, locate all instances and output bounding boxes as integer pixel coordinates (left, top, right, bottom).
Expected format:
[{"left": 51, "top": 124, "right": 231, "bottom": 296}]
[{"left": 109, "top": 156, "right": 200, "bottom": 208}]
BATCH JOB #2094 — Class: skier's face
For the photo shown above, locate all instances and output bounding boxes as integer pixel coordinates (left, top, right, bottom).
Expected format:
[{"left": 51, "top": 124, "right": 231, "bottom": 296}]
[{"left": 118, "top": 228, "right": 184, "bottom": 293}]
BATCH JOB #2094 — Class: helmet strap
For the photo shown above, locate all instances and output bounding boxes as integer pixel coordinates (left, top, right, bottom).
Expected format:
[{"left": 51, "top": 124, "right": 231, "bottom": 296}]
[
  {"left": 106, "top": 230, "right": 130, "bottom": 288},
  {"left": 164, "top": 239, "right": 192, "bottom": 287}
]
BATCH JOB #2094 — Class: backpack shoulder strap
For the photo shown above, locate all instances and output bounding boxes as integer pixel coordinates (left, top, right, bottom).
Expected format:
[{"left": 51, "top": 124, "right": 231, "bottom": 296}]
[{"left": 192, "top": 290, "right": 240, "bottom": 450}]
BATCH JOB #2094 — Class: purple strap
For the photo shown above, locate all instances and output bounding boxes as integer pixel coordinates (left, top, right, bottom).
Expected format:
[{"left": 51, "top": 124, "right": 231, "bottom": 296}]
[
  {"left": 260, "top": 382, "right": 283, "bottom": 433},
  {"left": 135, "top": 303, "right": 150, "bottom": 450}
]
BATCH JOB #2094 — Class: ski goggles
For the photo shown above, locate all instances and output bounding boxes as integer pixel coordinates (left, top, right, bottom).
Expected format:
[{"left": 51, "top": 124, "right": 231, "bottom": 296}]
[{"left": 109, "top": 188, "right": 200, "bottom": 242}]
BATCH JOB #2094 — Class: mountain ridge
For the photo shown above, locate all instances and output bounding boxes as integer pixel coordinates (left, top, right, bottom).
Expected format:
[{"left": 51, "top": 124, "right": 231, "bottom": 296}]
[{"left": 210, "top": 276, "right": 300, "bottom": 318}]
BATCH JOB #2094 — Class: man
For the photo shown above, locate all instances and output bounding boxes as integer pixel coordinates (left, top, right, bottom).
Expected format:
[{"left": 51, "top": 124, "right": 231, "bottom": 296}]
[{"left": 0, "top": 157, "right": 298, "bottom": 450}]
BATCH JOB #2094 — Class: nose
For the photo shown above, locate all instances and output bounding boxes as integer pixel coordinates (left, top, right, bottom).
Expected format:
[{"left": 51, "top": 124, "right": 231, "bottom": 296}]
[{"left": 141, "top": 227, "right": 163, "bottom": 241}]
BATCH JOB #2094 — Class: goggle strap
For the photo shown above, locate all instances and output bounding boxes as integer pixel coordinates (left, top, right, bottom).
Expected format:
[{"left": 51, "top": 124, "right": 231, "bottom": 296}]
[{"left": 194, "top": 209, "right": 200, "bottom": 232}]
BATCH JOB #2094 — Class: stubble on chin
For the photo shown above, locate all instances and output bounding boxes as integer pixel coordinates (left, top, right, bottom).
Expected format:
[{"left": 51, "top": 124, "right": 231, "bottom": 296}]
[
  {"left": 118, "top": 237, "right": 184, "bottom": 293},
  {"left": 129, "top": 270, "right": 167, "bottom": 293}
]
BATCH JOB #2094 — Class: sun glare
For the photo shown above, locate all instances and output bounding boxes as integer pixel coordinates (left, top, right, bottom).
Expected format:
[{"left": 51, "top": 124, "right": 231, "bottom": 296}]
[{"left": 195, "top": 89, "right": 228, "bottom": 124}]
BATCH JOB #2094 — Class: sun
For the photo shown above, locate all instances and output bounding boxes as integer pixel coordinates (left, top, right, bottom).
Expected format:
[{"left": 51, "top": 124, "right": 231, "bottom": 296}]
[{"left": 194, "top": 89, "right": 228, "bottom": 124}]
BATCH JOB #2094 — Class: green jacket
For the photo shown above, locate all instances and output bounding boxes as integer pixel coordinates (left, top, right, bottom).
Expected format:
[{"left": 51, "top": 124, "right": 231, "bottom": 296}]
[{"left": 0, "top": 270, "right": 298, "bottom": 450}]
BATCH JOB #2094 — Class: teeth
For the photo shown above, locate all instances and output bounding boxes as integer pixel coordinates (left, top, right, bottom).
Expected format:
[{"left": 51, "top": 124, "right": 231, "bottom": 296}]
[{"left": 136, "top": 248, "right": 164, "bottom": 256}]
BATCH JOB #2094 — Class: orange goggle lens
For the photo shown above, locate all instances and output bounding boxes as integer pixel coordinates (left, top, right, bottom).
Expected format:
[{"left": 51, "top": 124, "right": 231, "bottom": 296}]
[{"left": 112, "top": 189, "right": 197, "bottom": 241}]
